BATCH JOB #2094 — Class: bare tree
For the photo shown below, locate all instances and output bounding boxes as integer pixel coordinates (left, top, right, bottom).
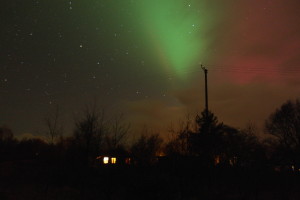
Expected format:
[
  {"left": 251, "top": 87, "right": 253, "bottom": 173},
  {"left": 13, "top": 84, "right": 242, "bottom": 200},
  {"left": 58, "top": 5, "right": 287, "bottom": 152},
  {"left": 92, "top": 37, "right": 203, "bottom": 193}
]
[
  {"left": 243, "top": 122, "right": 259, "bottom": 136},
  {"left": 131, "top": 127, "right": 163, "bottom": 165},
  {"left": 73, "top": 104, "right": 107, "bottom": 165},
  {"left": 110, "top": 113, "right": 130, "bottom": 148},
  {"left": 165, "top": 114, "right": 195, "bottom": 156},
  {"left": 44, "top": 105, "right": 63, "bottom": 144}
]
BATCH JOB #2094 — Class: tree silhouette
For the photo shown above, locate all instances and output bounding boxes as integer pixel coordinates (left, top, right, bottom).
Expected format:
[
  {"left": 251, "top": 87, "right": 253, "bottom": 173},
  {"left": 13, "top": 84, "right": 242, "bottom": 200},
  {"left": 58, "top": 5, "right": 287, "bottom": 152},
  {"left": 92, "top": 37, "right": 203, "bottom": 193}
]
[
  {"left": 109, "top": 113, "right": 130, "bottom": 149},
  {"left": 188, "top": 110, "right": 226, "bottom": 165},
  {"left": 265, "top": 99, "right": 300, "bottom": 168},
  {"left": 165, "top": 114, "right": 195, "bottom": 156},
  {"left": 0, "top": 125, "right": 14, "bottom": 142},
  {"left": 0, "top": 126, "right": 17, "bottom": 161},
  {"left": 101, "top": 114, "right": 130, "bottom": 160},
  {"left": 73, "top": 105, "right": 107, "bottom": 166},
  {"left": 223, "top": 123, "right": 265, "bottom": 168},
  {"left": 188, "top": 110, "right": 265, "bottom": 167},
  {"left": 44, "top": 105, "right": 63, "bottom": 144},
  {"left": 131, "top": 131, "right": 163, "bottom": 165}
]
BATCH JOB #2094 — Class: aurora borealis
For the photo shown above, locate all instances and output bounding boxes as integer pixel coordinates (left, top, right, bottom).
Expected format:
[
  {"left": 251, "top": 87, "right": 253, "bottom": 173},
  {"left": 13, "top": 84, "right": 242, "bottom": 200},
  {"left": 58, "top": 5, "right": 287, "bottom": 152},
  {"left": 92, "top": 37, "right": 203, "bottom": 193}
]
[
  {"left": 1, "top": 0, "right": 300, "bottom": 138},
  {"left": 135, "top": 0, "right": 212, "bottom": 77}
]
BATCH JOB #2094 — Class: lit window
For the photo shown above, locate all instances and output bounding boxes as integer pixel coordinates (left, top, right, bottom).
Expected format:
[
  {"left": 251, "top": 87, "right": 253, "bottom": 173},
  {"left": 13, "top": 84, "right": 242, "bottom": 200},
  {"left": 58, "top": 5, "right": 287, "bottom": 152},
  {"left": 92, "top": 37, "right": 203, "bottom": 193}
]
[
  {"left": 111, "top": 157, "right": 117, "bottom": 164},
  {"left": 103, "top": 157, "right": 109, "bottom": 164}
]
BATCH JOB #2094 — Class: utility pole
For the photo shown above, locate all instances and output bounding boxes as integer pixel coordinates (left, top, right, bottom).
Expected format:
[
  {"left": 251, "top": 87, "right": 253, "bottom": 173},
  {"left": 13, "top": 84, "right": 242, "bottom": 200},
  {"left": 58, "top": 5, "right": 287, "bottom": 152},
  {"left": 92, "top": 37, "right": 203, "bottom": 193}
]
[{"left": 201, "top": 65, "right": 208, "bottom": 117}]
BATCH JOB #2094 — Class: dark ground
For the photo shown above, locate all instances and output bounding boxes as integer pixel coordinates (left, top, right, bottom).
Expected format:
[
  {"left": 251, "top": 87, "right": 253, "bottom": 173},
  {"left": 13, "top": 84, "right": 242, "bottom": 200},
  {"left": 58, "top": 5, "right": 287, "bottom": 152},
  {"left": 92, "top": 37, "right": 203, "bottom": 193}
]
[{"left": 1, "top": 159, "right": 300, "bottom": 200}]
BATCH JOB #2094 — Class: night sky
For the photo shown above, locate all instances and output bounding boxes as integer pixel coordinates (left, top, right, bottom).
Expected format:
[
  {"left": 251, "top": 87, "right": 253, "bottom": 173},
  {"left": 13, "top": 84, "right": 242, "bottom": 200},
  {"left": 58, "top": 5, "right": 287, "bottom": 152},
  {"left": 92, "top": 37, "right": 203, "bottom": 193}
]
[{"left": 2, "top": 0, "right": 300, "bottom": 138}]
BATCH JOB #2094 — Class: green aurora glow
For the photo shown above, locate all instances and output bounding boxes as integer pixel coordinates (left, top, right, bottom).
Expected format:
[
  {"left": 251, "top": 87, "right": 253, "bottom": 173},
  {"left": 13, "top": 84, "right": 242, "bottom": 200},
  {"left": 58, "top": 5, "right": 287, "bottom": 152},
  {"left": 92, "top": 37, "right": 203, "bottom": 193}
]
[{"left": 136, "top": 0, "right": 214, "bottom": 78}]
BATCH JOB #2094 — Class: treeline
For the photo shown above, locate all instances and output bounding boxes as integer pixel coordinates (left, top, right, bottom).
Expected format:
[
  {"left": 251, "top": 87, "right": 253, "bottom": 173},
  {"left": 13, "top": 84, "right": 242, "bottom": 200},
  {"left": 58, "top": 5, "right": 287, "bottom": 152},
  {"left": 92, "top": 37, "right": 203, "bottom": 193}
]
[{"left": 1, "top": 99, "right": 300, "bottom": 170}]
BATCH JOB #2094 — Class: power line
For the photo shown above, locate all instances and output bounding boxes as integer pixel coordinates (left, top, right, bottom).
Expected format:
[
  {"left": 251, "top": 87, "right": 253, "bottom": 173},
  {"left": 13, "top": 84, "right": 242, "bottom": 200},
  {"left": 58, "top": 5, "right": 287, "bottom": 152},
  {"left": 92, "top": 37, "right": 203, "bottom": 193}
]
[{"left": 162, "top": 64, "right": 300, "bottom": 77}]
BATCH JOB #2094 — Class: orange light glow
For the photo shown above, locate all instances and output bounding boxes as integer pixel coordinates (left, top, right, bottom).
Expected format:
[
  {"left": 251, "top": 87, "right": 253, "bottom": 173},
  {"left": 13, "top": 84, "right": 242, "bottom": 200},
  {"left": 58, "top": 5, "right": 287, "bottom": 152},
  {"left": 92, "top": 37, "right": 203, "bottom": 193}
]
[
  {"left": 125, "top": 158, "right": 131, "bottom": 165},
  {"left": 214, "top": 155, "right": 221, "bottom": 165},
  {"left": 111, "top": 157, "right": 117, "bottom": 164}
]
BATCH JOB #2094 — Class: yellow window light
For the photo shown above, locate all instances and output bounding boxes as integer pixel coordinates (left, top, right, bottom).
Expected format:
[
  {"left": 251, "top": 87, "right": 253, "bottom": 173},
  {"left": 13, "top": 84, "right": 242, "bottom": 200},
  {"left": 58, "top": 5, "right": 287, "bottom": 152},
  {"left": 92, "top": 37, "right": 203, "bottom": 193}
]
[
  {"left": 111, "top": 157, "right": 117, "bottom": 164},
  {"left": 103, "top": 157, "right": 109, "bottom": 164}
]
